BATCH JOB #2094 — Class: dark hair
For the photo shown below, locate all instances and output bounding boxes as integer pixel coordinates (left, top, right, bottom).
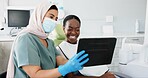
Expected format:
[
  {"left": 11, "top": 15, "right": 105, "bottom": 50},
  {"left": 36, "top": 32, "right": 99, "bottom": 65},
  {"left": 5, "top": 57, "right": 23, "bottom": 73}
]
[
  {"left": 49, "top": 5, "right": 58, "bottom": 11},
  {"left": 63, "top": 15, "right": 81, "bottom": 27}
]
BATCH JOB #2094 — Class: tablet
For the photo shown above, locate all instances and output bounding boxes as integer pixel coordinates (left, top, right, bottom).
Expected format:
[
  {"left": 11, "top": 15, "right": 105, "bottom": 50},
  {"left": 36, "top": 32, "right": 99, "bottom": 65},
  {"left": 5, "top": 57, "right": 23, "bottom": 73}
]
[{"left": 77, "top": 38, "right": 117, "bottom": 67}]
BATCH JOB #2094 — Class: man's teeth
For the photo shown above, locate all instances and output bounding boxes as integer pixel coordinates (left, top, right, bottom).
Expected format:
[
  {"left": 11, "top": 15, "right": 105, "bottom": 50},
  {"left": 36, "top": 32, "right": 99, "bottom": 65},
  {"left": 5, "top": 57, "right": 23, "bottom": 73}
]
[{"left": 70, "top": 36, "right": 75, "bottom": 38}]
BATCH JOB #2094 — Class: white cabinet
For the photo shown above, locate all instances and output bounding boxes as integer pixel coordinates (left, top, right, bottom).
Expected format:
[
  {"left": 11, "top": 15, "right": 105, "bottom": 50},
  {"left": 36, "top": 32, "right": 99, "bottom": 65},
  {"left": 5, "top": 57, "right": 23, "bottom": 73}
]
[
  {"left": 108, "top": 37, "right": 122, "bottom": 72},
  {"left": 108, "top": 36, "right": 144, "bottom": 72},
  {"left": 0, "top": 42, "right": 13, "bottom": 73},
  {"left": 123, "top": 37, "right": 144, "bottom": 44},
  {"left": 0, "top": 35, "right": 14, "bottom": 73}
]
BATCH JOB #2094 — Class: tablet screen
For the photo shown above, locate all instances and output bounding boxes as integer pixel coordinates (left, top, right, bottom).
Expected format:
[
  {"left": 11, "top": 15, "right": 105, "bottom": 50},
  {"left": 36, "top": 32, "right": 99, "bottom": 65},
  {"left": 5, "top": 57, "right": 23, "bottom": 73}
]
[{"left": 77, "top": 38, "right": 117, "bottom": 67}]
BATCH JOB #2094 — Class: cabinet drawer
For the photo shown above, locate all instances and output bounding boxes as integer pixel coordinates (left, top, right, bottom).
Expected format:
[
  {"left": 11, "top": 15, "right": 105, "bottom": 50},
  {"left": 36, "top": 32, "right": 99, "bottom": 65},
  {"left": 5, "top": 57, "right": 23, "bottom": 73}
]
[{"left": 124, "top": 37, "right": 144, "bottom": 44}]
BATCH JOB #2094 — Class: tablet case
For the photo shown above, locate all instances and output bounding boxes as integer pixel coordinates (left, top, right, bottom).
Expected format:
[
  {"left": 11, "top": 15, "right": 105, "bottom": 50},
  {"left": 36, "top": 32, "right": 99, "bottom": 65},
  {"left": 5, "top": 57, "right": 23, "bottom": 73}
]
[{"left": 77, "top": 38, "right": 117, "bottom": 67}]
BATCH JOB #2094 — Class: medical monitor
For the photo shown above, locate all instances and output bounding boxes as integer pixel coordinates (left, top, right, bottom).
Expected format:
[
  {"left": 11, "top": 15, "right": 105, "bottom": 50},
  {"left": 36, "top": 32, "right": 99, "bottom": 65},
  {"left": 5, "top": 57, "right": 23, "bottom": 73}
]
[{"left": 8, "top": 9, "right": 30, "bottom": 29}]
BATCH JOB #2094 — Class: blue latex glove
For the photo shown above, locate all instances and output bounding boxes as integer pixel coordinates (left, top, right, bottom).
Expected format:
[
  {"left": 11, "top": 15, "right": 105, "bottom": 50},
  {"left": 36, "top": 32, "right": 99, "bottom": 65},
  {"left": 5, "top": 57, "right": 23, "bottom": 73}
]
[{"left": 58, "top": 50, "right": 89, "bottom": 76}]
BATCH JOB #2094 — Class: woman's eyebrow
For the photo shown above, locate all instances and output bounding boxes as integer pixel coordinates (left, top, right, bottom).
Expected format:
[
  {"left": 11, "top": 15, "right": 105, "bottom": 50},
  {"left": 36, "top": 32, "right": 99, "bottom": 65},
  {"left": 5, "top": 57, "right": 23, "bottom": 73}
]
[{"left": 50, "top": 13, "right": 55, "bottom": 17}]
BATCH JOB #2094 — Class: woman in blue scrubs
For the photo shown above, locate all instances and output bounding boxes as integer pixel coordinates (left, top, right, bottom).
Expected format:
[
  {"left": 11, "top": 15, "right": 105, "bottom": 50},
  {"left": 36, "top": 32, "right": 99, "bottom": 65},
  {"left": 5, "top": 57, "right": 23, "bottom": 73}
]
[{"left": 6, "top": 1, "right": 89, "bottom": 78}]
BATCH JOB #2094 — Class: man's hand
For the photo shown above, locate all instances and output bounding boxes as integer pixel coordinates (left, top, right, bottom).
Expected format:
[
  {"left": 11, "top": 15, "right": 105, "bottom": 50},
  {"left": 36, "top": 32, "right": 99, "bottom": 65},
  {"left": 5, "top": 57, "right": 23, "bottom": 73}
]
[{"left": 99, "top": 72, "right": 116, "bottom": 78}]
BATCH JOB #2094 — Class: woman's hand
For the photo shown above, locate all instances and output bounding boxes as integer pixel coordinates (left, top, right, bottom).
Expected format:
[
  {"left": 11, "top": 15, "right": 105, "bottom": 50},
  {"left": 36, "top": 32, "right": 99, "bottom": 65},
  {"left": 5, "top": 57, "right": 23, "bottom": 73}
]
[{"left": 58, "top": 50, "right": 89, "bottom": 76}]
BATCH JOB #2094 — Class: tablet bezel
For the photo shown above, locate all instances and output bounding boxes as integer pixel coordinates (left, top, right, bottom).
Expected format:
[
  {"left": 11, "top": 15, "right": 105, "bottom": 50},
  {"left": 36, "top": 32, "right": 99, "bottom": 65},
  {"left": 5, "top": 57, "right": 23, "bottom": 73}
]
[{"left": 77, "top": 37, "right": 117, "bottom": 67}]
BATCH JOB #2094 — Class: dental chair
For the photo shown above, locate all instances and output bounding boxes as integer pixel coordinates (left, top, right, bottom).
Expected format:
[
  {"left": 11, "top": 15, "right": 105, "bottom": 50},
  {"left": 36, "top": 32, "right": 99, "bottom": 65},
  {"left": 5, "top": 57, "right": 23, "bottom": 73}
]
[{"left": 119, "top": 37, "right": 148, "bottom": 78}]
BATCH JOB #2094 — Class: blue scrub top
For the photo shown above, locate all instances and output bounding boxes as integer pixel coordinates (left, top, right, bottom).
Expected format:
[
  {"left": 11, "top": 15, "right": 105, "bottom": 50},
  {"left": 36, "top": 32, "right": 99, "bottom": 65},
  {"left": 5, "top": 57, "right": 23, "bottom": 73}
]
[{"left": 13, "top": 33, "right": 60, "bottom": 78}]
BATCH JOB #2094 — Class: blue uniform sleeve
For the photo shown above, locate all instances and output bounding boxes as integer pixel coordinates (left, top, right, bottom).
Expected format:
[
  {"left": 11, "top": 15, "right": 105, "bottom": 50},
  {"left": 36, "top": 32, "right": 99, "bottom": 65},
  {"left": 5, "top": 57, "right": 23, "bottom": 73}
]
[
  {"left": 14, "top": 34, "right": 40, "bottom": 68},
  {"left": 55, "top": 48, "right": 61, "bottom": 56}
]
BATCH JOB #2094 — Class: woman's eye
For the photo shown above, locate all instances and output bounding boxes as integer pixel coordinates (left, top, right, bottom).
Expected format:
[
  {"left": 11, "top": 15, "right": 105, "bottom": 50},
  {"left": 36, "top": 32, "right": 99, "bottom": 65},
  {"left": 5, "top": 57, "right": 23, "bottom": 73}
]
[
  {"left": 55, "top": 17, "right": 58, "bottom": 21},
  {"left": 50, "top": 16, "right": 53, "bottom": 19}
]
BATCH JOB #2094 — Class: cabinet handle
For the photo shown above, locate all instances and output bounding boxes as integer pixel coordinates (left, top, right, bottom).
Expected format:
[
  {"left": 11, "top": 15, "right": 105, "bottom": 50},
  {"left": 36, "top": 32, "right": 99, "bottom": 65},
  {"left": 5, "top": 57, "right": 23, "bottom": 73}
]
[{"left": 132, "top": 39, "right": 139, "bottom": 41}]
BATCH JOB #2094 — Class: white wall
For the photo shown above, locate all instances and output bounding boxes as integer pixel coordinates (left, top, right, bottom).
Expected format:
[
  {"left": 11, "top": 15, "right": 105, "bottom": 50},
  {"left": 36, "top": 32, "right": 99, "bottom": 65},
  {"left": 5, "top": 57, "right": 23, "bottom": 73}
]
[
  {"left": 63, "top": 0, "right": 146, "bottom": 36},
  {"left": 0, "top": 0, "right": 8, "bottom": 27},
  {"left": 1, "top": 0, "right": 147, "bottom": 36},
  {"left": 9, "top": 0, "right": 40, "bottom": 6},
  {"left": 144, "top": 0, "right": 148, "bottom": 44}
]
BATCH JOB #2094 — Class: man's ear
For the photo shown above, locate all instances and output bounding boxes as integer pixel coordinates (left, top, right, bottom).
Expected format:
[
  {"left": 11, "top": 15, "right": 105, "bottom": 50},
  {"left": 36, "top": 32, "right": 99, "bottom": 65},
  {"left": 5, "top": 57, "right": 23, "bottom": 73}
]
[{"left": 63, "top": 27, "right": 65, "bottom": 32}]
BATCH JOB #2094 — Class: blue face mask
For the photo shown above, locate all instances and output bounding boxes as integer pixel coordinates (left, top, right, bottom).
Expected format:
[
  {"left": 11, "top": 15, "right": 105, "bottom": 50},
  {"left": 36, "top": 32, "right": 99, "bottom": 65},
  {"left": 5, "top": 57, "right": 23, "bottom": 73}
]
[{"left": 42, "top": 17, "right": 57, "bottom": 33}]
